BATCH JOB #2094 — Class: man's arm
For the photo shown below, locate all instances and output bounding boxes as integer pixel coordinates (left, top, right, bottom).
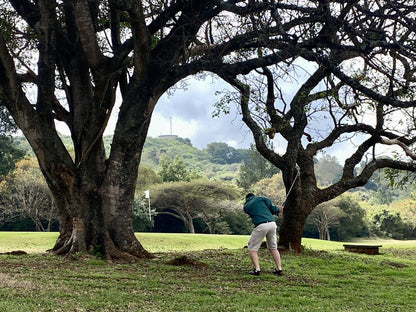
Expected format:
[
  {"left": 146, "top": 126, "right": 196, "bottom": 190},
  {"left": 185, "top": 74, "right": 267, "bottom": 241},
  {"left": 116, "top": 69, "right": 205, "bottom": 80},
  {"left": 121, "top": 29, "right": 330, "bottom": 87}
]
[{"left": 264, "top": 197, "right": 280, "bottom": 215}]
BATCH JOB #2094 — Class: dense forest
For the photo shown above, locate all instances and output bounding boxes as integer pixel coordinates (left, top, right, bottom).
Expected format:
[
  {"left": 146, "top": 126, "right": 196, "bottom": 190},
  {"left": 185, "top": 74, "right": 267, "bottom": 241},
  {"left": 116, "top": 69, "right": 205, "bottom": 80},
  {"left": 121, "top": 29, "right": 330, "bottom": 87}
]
[{"left": 1, "top": 135, "right": 416, "bottom": 241}]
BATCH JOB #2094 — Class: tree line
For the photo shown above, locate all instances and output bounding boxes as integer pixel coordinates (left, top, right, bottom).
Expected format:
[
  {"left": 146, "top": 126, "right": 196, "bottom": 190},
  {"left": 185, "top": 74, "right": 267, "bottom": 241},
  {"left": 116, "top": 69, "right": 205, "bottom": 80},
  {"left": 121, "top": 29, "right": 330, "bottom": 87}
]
[{"left": 2, "top": 136, "right": 415, "bottom": 241}]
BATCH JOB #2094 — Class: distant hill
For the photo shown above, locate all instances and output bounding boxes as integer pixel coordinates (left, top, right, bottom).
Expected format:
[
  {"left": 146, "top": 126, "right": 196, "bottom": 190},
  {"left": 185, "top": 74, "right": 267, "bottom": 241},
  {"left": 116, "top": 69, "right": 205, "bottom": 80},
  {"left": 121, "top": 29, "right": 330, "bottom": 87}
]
[
  {"left": 141, "top": 137, "right": 209, "bottom": 169},
  {"left": 142, "top": 136, "right": 247, "bottom": 181},
  {"left": 12, "top": 134, "right": 414, "bottom": 196},
  {"left": 14, "top": 135, "right": 247, "bottom": 181}
]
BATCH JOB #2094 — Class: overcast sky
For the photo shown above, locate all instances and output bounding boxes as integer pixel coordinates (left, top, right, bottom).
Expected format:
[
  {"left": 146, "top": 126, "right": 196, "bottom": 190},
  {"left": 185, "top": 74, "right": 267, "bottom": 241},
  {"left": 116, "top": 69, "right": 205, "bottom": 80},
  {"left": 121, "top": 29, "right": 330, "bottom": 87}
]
[
  {"left": 146, "top": 77, "right": 253, "bottom": 150},
  {"left": 54, "top": 73, "right": 401, "bottom": 164},
  {"left": 143, "top": 76, "right": 363, "bottom": 162},
  {"left": 56, "top": 76, "right": 254, "bottom": 150},
  {"left": 98, "top": 76, "right": 371, "bottom": 163}
]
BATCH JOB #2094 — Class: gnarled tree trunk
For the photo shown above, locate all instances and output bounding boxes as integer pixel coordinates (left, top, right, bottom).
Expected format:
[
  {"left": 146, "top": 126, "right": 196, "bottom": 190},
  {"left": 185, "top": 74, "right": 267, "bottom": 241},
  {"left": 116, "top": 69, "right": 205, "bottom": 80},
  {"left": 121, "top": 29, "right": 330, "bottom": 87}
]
[{"left": 35, "top": 115, "right": 154, "bottom": 260}]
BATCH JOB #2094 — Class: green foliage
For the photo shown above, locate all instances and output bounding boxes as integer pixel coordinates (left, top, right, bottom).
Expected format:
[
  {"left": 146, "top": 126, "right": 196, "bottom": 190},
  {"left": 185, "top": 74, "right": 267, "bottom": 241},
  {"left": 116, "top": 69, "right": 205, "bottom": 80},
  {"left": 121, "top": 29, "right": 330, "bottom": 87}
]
[
  {"left": 384, "top": 167, "right": 416, "bottom": 190},
  {"left": 12, "top": 135, "right": 246, "bottom": 182},
  {"left": 0, "top": 136, "right": 25, "bottom": 178},
  {"left": 141, "top": 137, "right": 245, "bottom": 181},
  {"left": 132, "top": 197, "right": 154, "bottom": 232},
  {"left": 205, "top": 142, "right": 247, "bottom": 165},
  {"left": 149, "top": 179, "right": 242, "bottom": 234},
  {"left": 250, "top": 174, "right": 286, "bottom": 207},
  {"left": 141, "top": 137, "right": 210, "bottom": 172},
  {"left": 0, "top": 107, "right": 25, "bottom": 178},
  {"left": 336, "top": 196, "right": 369, "bottom": 240},
  {"left": 372, "top": 187, "right": 397, "bottom": 205},
  {"left": 135, "top": 166, "right": 162, "bottom": 192},
  {"left": 222, "top": 210, "right": 252, "bottom": 235},
  {"left": 307, "top": 200, "right": 344, "bottom": 240},
  {"left": 8, "top": 135, "right": 416, "bottom": 239},
  {"left": 0, "top": 157, "right": 57, "bottom": 231},
  {"left": 314, "top": 155, "right": 343, "bottom": 186},
  {"left": 237, "top": 145, "right": 279, "bottom": 190},
  {"left": 371, "top": 210, "right": 409, "bottom": 239},
  {"left": 158, "top": 154, "right": 191, "bottom": 182},
  {"left": 304, "top": 195, "right": 371, "bottom": 241}
]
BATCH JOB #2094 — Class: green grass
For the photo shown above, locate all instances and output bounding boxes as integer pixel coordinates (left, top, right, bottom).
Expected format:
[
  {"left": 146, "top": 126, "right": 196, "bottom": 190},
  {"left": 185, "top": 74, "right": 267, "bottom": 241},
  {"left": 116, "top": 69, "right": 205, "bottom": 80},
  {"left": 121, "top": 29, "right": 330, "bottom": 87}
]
[
  {"left": 0, "top": 232, "right": 416, "bottom": 311},
  {"left": 2, "top": 231, "right": 415, "bottom": 253},
  {"left": 0, "top": 232, "right": 252, "bottom": 253}
]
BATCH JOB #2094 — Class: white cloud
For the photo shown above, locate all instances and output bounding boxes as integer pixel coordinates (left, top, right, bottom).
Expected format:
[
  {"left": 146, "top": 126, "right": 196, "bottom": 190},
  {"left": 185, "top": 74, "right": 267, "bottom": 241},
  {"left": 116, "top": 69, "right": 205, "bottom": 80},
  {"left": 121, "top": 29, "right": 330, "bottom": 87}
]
[{"left": 148, "top": 77, "right": 253, "bottom": 149}]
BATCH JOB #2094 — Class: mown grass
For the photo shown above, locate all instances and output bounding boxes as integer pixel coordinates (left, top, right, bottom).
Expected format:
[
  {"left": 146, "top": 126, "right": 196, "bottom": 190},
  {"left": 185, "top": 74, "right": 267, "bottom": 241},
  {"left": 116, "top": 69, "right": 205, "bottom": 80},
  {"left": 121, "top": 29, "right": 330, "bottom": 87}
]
[{"left": 0, "top": 232, "right": 415, "bottom": 312}]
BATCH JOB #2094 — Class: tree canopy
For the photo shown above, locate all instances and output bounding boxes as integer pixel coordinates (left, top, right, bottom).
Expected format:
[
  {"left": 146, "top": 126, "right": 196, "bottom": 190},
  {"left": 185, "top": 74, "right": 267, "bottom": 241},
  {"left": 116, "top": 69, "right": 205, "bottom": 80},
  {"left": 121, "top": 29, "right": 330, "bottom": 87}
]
[
  {"left": 237, "top": 144, "right": 280, "bottom": 190},
  {"left": 149, "top": 179, "right": 241, "bottom": 234},
  {"left": 205, "top": 142, "right": 247, "bottom": 164},
  {"left": 158, "top": 154, "right": 191, "bottom": 182},
  {"left": 0, "top": 157, "right": 56, "bottom": 231},
  {"left": 213, "top": 0, "right": 416, "bottom": 251},
  {"left": 0, "top": 136, "right": 25, "bottom": 178},
  {"left": 4, "top": 0, "right": 342, "bottom": 259}
]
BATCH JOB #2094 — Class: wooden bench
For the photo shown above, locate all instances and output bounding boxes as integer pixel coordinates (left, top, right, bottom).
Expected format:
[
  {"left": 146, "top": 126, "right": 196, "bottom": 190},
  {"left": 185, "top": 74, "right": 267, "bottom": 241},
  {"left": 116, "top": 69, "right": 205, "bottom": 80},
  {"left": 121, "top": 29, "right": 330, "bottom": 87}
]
[{"left": 343, "top": 244, "right": 382, "bottom": 255}]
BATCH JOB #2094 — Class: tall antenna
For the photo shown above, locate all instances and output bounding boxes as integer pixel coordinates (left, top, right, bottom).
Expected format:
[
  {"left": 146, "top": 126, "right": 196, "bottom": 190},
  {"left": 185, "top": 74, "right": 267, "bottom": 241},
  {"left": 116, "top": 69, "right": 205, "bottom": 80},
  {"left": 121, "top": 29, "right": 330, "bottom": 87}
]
[{"left": 170, "top": 117, "right": 173, "bottom": 135}]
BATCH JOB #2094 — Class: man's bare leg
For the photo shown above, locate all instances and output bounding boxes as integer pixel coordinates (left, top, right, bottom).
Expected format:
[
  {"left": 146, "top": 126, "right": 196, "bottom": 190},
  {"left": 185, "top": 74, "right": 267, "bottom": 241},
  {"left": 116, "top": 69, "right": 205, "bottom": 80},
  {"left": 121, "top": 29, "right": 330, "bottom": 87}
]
[
  {"left": 249, "top": 250, "right": 260, "bottom": 271},
  {"left": 269, "top": 249, "right": 282, "bottom": 271}
]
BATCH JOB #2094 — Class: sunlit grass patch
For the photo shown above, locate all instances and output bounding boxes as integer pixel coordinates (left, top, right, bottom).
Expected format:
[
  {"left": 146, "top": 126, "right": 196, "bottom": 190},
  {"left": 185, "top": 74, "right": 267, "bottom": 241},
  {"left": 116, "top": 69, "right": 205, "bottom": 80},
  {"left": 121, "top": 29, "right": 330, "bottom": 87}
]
[{"left": 0, "top": 232, "right": 58, "bottom": 253}]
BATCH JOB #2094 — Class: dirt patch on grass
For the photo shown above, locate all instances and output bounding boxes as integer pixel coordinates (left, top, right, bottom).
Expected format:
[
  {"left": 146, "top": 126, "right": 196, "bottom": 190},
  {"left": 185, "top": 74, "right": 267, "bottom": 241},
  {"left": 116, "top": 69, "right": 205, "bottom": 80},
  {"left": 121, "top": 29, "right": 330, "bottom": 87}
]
[
  {"left": 381, "top": 260, "right": 409, "bottom": 268},
  {"left": 0, "top": 250, "right": 28, "bottom": 256},
  {"left": 166, "top": 255, "right": 207, "bottom": 267}
]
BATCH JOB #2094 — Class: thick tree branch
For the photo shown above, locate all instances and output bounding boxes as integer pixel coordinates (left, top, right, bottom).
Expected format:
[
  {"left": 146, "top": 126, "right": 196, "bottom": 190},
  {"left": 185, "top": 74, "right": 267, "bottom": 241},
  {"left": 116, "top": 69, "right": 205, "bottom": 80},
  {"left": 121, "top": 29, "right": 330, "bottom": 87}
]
[
  {"left": 9, "top": 0, "right": 40, "bottom": 31},
  {"left": 220, "top": 74, "right": 285, "bottom": 169},
  {"left": 146, "top": 0, "right": 186, "bottom": 35},
  {"left": 73, "top": 0, "right": 107, "bottom": 73},
  {"left": 0, "top": 38, "right": 20, "bottom": 103},
  {"left": 36, "top": 0, "right": 57, "bottom": 122},
  {"left": 331, "top": 65, "right": 416, "bottom": 108},
  {"left": 379, "top": 137, "right": 416, "bottom": 160},
  {"left": 321, "top": 157, "right": 416, "bottom": 204}
]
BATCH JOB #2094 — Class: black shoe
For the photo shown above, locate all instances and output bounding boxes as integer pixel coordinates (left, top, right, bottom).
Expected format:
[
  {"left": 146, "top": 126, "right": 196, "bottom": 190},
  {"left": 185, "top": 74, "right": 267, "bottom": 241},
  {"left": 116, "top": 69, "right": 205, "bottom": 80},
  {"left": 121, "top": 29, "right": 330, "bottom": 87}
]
[
  {"left": 249, "top": 269, "right": 261, "bottom": 276},
  {"left": 272, "top": 269, "right": 283, "bottom": 276}
]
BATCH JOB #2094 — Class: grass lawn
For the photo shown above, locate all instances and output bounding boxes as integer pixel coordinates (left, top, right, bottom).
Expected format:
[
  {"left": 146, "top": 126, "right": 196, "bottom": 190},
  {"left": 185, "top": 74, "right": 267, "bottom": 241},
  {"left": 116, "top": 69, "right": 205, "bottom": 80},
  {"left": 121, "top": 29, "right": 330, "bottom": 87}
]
[{"left": 0, "top": 232, "right": 415, "bottom": 311}]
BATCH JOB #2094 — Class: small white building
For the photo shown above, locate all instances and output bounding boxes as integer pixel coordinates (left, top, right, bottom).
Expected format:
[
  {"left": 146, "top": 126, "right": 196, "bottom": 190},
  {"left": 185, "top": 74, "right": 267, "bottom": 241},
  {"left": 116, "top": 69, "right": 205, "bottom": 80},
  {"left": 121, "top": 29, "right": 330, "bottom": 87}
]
[{"left": 158, "top": 134, "right": 178, "bottom": 140}]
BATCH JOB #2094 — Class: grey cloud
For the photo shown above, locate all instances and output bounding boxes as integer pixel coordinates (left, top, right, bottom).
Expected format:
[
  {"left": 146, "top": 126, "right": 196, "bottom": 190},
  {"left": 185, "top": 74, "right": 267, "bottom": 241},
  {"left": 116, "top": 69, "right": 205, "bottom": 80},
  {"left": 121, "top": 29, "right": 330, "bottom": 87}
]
[{"left": 152, "top": 78, "right": 253, "bottom": 149}]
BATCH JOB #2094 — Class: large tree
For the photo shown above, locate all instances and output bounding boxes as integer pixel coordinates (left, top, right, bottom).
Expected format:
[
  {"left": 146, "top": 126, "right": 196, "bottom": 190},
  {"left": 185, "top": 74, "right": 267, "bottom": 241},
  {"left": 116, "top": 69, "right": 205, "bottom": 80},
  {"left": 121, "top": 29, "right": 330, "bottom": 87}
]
[
  {"left": 214, "top": 0, "right": 416, "bottom": 252},
  {"left": 150, "top": 179, "right": 240, "bottom": 234},
  {"left": 0, "top": 0, "right": 314, "bottom": 260}
]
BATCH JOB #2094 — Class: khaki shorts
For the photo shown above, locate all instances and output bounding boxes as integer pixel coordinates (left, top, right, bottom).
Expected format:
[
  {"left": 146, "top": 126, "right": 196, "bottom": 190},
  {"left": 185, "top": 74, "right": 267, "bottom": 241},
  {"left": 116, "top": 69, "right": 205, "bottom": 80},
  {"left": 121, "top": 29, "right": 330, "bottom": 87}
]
[{"left": 247, "top": 221, "right": 277, "bottom": 251}]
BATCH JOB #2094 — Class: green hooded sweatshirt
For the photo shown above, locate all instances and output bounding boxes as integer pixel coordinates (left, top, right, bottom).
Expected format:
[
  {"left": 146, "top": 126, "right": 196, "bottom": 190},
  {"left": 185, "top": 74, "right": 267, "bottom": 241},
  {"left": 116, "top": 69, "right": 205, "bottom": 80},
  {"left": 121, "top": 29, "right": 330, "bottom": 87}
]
[{"left": 243, "top": 195, "right": 280, "bottom": 227}]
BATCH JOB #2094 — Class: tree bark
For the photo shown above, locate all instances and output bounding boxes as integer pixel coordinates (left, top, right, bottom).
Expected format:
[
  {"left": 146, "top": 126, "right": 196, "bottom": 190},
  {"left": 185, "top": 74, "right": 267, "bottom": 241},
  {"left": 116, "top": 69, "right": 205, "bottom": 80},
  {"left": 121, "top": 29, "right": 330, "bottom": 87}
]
[
  {"left": 185, "top": 210, "right": 195, "bottom": 234},
  {"left": 45, "top": 130, "right": 153, "bottom": 260},
  {"left": 278, "top": 184, "right": 312, "bottom": 253}
]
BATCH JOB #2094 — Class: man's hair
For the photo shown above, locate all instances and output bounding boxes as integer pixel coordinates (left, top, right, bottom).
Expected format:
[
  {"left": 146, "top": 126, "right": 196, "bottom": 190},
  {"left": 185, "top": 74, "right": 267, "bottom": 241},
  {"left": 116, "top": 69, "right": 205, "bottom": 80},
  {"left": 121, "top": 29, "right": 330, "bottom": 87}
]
[{"left": 245, "top": 193, "right": 255, "bottom": 199}]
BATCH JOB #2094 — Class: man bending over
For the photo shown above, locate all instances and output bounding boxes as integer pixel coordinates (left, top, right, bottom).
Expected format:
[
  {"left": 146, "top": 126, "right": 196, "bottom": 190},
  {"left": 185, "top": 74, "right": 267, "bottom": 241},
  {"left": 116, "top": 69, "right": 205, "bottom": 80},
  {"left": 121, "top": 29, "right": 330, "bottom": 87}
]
[{"left": 243, "top": 193, "right": 284, "bottom": 276}]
